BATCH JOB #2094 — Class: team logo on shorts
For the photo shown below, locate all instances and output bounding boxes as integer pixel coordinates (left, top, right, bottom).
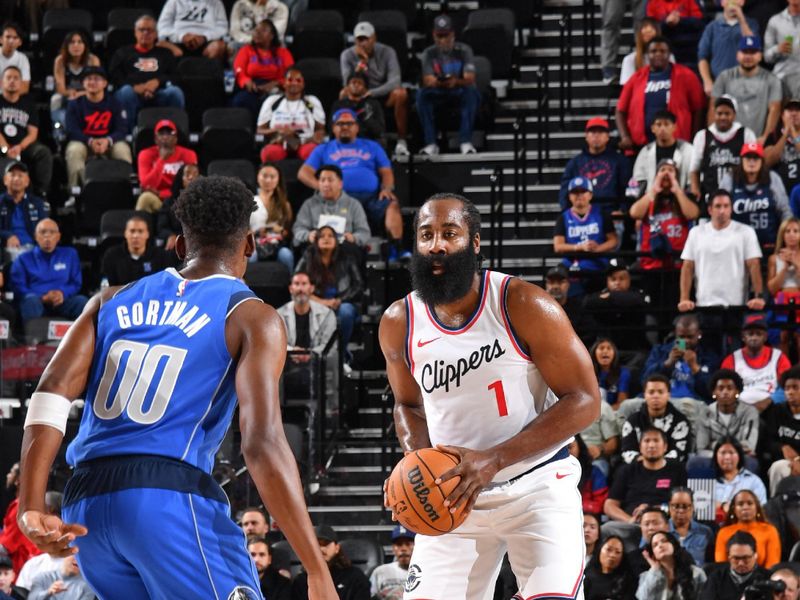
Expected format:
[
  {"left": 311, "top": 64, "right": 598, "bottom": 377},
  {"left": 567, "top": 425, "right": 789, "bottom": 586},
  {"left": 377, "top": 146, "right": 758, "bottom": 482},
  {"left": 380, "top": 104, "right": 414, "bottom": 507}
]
[
  {"left": 405, "top": 564, "right": 422, "bottom": 592},
  {"left": 227, "top": 586, "right": 260, "bottom": 600}
]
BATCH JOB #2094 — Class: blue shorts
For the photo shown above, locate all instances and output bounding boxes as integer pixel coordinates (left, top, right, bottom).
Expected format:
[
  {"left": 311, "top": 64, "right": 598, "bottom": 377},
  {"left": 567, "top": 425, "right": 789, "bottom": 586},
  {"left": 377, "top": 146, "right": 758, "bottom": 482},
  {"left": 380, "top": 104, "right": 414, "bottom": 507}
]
[
  {"left": 62, "top": 455, "right": 262, "bottom": 600},
  {"left": 349, "top": 191, "right": 389, "bottom": 231}
]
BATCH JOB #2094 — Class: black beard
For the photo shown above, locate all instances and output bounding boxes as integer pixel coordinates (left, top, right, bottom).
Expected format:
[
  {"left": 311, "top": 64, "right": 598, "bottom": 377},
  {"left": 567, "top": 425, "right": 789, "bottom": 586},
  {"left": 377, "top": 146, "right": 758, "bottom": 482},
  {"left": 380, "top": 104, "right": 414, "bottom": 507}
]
[
  {"left": 409, "top": 246, "right": 479, "bottom": 305},
  {"left": 339, "top": 134, "right": 353, "bottom": 143}
]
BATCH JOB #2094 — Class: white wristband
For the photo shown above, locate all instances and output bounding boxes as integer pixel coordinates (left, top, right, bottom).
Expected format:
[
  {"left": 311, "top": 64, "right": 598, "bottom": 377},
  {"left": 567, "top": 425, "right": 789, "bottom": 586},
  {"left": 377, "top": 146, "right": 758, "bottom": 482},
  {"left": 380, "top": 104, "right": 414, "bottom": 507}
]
[{"left": 24, "top": 392, "right": 71, "bottom": 434}]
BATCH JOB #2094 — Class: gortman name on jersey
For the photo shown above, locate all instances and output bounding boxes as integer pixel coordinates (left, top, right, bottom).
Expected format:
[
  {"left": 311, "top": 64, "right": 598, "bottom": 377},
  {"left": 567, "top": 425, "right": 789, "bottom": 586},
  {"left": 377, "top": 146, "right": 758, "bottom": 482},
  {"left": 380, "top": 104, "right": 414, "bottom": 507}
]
[
  {"left": 420, "top": 338, "right": 505, "bottom": 394},
  {"left": 115, "top": 300, "right": 211, "bottom": 339}
]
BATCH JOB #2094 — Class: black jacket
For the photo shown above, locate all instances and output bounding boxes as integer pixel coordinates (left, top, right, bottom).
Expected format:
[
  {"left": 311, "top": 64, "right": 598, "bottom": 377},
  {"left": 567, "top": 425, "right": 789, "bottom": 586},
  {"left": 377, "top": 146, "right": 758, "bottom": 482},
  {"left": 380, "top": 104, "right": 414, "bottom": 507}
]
[
  {"left": 699, "top": 563, "right": 769, "bottom": 600},
  {"left": 260, "top": 565, "right": 291, "bottom": 600},
  {"left": 291, "top": 565, "right": 370, "bottom": 600},
  {"left": 100, "top": 243, "right": 175, "bottom": 286}
]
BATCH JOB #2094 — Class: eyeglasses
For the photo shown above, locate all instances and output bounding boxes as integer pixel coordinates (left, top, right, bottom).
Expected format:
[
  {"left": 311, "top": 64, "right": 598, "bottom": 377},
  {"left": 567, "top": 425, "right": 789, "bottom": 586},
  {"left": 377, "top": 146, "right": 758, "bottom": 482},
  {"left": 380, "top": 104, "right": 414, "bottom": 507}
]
[
  {"left": 136, "top": 27, "right": 155, "bottom": 33},
  {"left": 37, "top": 229, "right": 58, "bottom": 236},
  {"left": 334, "top": 121, "right": 356, "bottom": 127},
  {"left": 669, "top": 503, "right": 691, "bottom": 510},
  {"left": 730, "top": 555, "right": 755, "bottom": 563}
]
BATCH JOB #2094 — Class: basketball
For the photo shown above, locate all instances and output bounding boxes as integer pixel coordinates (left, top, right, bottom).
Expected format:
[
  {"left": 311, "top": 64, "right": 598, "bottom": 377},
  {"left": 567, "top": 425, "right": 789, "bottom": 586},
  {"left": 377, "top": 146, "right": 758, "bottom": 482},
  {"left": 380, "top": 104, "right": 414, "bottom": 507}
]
[{"left": 386, "top": 448, "right": 468, "bottom": 536}]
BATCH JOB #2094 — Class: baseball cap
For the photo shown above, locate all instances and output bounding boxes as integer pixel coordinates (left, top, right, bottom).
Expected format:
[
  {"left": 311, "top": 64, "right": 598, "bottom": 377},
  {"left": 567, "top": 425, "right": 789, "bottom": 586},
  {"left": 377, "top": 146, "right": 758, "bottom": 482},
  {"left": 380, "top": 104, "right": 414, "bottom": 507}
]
[
  {"left": 433, "top": 14, "right": 453, "bottom": 34},
  {"left": 313, "top": 525, "right": 338, "bottom": 543},
  {"left": 353, "top": 21, "right": 375, "bottom": 38},
  {"left": 4, "top": 160, "right": 27, "bottom": 174},
  {"left": 80, "top": 65, "right": 107, "bottom": 81},
  {"left": 332, "top": 108, "right": 358, "bottom": 123},
  {"left": 740, "top": 141, "right": 764, "bottom": 158},
  {"left": 787, "top": 98, "right": 800, "bottom": 110},
  {"left": 656, "top": 157, "right": 678, "bottom": 172},
  {"left": 391, "top": 525, "right": 416, "bottom": 542},
  {"left": 715, "top": 94, "right": 738, "bottom": 113},
  {"left": 154, "top": 119, "right": 177, "bottom": 134},
  {"left": 585, "top": 117, "right": 610, "bottom": 132},
  {"left": 567, "top": 176, "right": 593, "bottom": 193},
  {"left": 742, "top": 313, "right": 768, "bottom": 330},
  {"left": 739, "top": 35, "right": 762, "bottom": 52},
  {"left": 0, "top": 555, "right": 11, "bottom": 570},
  {"left": 546, "top": 264, "right": 569, "bottom": 280}
]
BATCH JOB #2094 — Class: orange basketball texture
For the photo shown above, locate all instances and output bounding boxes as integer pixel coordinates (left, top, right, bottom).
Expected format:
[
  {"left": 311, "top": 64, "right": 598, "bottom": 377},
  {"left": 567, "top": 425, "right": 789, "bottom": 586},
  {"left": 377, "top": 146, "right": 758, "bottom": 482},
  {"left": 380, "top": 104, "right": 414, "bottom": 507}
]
[{"left": 386, "top": 448, "right": 468, "bottom": 536}]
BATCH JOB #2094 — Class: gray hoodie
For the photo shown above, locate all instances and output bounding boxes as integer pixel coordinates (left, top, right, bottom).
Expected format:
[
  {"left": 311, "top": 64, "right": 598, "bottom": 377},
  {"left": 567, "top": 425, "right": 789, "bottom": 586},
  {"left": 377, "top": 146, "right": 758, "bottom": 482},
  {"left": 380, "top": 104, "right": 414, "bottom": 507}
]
[{"left": 292, "top": 191, "right": 371, "bottom": 247}]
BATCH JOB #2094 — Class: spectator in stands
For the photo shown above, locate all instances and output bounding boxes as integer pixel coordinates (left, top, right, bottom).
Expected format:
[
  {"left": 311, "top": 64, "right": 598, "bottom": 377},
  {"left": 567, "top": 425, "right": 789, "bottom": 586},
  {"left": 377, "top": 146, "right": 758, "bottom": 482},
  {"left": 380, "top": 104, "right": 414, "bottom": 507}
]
[
  {"left": 156, "top": 0, "right": 228, "bottom": 60},
  {"left": 590, "top": 337, "right": 631, "bottom": 409},
  {"left": 645, "top": 0, "right": 704, "bottom": 65},
  {"left": 553, "top": 176, "right": 619, "bottom": 279},
  {"left": 768, "top": 217, "right": 800, "bottom": 357},
  {"left": 278, "top": 271, "right": 337, "bottom": 357},
  {"left": 721, "top": 313, "right": 791, "bottom": 411},
  {"left": 642, "top": 313, "right": 719, "bottom": 403},
  {"left": 135, "top": 119, "right": 197, "bottom": 214},
  {"left": 679, "top": 189, "right": 766, "bottom": 313},
  {"left": 690, "top": 95, "right": 756, "bottom": 203},
  {"left": 256, "top": 66, "right": 324, "bottom": 163},
  {"left": 712, "top": 435, "right": 767, "bottom": 523},
  {"left": 230, "top": 0, "right": 289, "bottom": 47},
  {"left": 559, "top": 117, "right": 631, "bottom": 211},
  {"left": 616, "top": 36, "right": 705, "bottom": 152},
  {"left": 293, "top": 164, "right": 370, "bottom": 250},
  {"left": 698, "top": 0, "right": 758, "bottom": 96},
  {"left": 0, "top": 66, "right": 51, "bottom": 196},
  {"left": 0, "top": 23, "right": 29, "bottom": 95},
  {"left": 157, "top": 163, "right": 198, "bottom": 250},
  {"left": 766, "top": 366, "right": 800, "bottom": 494},
  {"left": 100, "top": 214, "right": 172, "bottom": 286},
  {"left": 340, "top": 21, "right": 408, "bottom": 156},
  {"left": 0, "top": 161, "right": 47, "bottom": 260},
  {"left": 27, "top": 555, "right": 93, "bottom": 600},
  {"left": 632, "top": 110, "right": 693, "bottom": 194},
  {"left": 369, "top": 525, "right": 414, "bottom": 600},
  {"left": 621, "top": 18, "right": 671, "bottom": 86},
  {"left": 0, "top": 461, "right": 40, "bottom": 583},
  {"left": 299, "top": 109, "right": 408, "bottom": 261},
  {"left": 720, "top": 142, "right": 791, "bottom": 250},
  {"left": 231, "top": 18, "right": 293, "bottom": 121},
  {"left": 712, "top": 36, "right": 783, "bottom": 144},
  {"left": 544, "top": 264, "right": 596, "bottom": 347},
  {"left": 296, "top": 225, "right": 363, "bottom": 365},
  {"left": 584, "top": 513, "right": 601, "bottom": 562},
  {"left": 580, "top": 395, "right": 620, "bottom": 475},
  {"left": 668, "top": 487, "right": 713, "bottom": 566},
  {"left": 583, "top": 535, "right": 638, "bottom": 599},
  {"left": 240, "top": 507, "right": 270, "bottom": 539},
  {"left": 330, "top": 72, "right": 386, "bottom": 143},
  {"left": 765, "top": 100, "right": 800, "bottom": 196},
  {"left": 50, "top": 31, "right": 100, "bottom": 143},
  {"left": 621, "top": 373, "right": 692, "bottom": 463},
  {"left": 110, "top": 15, "right": 185, "bottom": 133},
  {"left": 604, "top": 426, "right": 688, "bottom": 523},
  {"left": 247, "top": 537, "right": 290, "bottom": 600},
  {"left": 771, "top": 569, "right": 800, "bottom": 600},
  {"left": 250, "top": 162, "right": 294, "bottom": 272},
  {"left": 714, "top": 490, "right": 781, "bottom": 568},
  {"left": 64, "top": 66, "right": 132, "bottom": 189},
  {"left": 695, "top": 369, "right": 759, "bottom": 459},
  {"left": 571, "top": 435, "right": 609, "bottom": 515},
  {"left": 416, "top": 14, "right": 482, "bottom": 156},
  {"left": 291, "top": 525, "right": 370, "bottom": 599},
  {"left": 15, "top": 550, "right": 62, "bottom": 594},
  {"left": 0, "top": 557, "right": 14, "bottom": 599},
  {"left": 701, "top": 531, "right": 770, "bottom": 599},
  {"left": 9, "top": 218, "right": 86, "bottom": 324},
  {"left": 765, "top": 1, "right": 800, "bottom": 99},
  {"left": 638, "top": 530, "right": 707, "bottom": 597}
]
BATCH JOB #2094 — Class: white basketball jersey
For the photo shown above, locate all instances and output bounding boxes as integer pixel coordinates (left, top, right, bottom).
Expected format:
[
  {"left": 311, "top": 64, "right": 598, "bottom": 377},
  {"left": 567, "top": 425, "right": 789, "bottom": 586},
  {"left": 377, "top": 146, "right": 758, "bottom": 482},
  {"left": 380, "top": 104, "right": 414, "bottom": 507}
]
[
  {"left": 733, "top": 347, "right": 782, "bottom": 403},
  {"left": 405, "top": 270, "right": 564, "bottom": 482}
]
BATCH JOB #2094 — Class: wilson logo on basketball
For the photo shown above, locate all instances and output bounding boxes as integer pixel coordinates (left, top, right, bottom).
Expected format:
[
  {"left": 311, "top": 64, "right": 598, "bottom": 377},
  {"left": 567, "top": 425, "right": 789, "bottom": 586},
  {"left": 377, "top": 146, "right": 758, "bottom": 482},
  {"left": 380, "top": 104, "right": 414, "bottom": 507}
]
[
  {"left": 420, "top": 338, "right": 506, "bottom": 393},
  {"left": 407, "top": 466, "right": 440, "bottom": 522}
]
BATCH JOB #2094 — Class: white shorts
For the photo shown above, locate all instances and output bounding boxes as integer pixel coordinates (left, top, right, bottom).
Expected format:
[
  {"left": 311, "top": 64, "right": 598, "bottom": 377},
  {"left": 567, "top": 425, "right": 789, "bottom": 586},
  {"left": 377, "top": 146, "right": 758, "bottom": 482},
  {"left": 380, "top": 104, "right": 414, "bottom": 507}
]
[{"left": 403, "top": 452, "right": 585, "bottom": 600}]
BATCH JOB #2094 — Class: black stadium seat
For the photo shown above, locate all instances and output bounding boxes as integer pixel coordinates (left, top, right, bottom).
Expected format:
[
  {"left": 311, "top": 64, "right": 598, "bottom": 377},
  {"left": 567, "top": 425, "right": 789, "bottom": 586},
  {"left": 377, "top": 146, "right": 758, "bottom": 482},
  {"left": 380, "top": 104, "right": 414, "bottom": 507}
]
[
  {"left": 106, "top": 8, "right": 151, "bottom": 62},
  {"left": 461, "top": 9, "right": 515, "bottom": 80},
  {"left": 294, "top": 58, "right": 341, "bottom": 119},
  {"left": 370, "top": 0, "right": 417, "bottom": 30},
  {"left": 290, "top": 10, "right": 345, "bottom": 61},
  {"left": 207, "top": 159, "right": 257, "bottom": 192},
  {"left": 41, "top": 9, "right": 93, "bottom": 64},
  {"left": 79, "top": 160, "right": 134, "bottom": 235},
  {"left": 339, "top": 538, "right": 384, "bottom": 576},
  {"left": 133, "top": 107, "right": 190, "bottom": 157},
  {"left": 99, "top": 209, "right": 153, "bottom": 243},
  {"left": 200, "top": 108, "right": 254, "bottom": 168},
  {"left": 175, "top": 57, "right": 226, "bottom": 130},
  {"left": 243, "top": 261, "right": 290, "bottom": 307},
  {"left": 356, "top": 10, "right": 409, "bottom": 76}
]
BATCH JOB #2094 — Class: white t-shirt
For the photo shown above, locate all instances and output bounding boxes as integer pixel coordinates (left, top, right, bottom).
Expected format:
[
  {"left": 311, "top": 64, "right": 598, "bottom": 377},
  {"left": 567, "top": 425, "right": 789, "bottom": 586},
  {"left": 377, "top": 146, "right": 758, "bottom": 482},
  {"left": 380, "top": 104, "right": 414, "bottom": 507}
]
[
  {"left": 0, "top": 50, "right": 30, "bottom": 83},
  {"left": 256, "top": 94, "right": 325, "bottom": 143},
  {"left": 15, "top": 554, "right": 64, "bottom": 589},
  {"left": 681, "top": 220, "right": 762, "bottom": 306},
  {"left": 370, "top": 562, "right": 408, "bottom": 600}
]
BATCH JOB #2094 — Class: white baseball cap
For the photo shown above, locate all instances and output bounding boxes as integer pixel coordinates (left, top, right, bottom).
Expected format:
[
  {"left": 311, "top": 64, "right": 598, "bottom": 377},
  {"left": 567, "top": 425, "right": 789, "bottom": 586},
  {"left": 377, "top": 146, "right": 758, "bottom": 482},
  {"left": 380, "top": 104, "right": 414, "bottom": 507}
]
[{"left": 354, "top": 22, "right": 375, "bottom": 38}]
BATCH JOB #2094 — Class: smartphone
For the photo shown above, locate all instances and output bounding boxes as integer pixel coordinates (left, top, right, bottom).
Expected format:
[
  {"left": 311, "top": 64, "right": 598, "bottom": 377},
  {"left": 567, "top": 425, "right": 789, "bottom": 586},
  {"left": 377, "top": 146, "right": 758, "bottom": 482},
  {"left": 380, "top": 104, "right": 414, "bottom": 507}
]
[
  {"left": 787, "top": 35, "right": 795, "bottom": 46},
  {"left": 675, "top": 338, "right": 687, "bottom": 351}
]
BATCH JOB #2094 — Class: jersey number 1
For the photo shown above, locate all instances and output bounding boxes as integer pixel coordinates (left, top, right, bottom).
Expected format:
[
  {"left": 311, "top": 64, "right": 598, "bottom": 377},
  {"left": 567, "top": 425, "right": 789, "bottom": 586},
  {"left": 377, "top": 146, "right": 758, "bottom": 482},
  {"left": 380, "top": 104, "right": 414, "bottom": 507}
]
[
  {"left": 93, "top": 340, "right": 187, "bottom": 425},
  {"left": 488, "top": 380, "right": 508, "bottom": 417}
]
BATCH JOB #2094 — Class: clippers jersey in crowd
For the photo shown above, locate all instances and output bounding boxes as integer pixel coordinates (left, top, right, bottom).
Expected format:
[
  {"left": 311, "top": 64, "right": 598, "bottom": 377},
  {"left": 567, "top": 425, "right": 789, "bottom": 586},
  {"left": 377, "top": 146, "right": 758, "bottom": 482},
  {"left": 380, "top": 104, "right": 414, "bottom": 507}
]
[
  {"left": 730, "top": 182, "right": 780, "bottom": 248},
  {"left": 67, "top": 268, "right": 260, "bottom": 473},
  {"left": 404, "top": 270, "right": 563, "bottom": 482}
]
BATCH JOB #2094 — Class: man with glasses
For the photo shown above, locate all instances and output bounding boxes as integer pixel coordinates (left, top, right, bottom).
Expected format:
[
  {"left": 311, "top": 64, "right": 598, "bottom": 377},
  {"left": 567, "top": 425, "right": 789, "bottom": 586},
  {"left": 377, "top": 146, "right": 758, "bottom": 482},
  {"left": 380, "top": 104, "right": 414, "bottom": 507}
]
[
  {"left": 110, "top": 15, "right": 185, "bottom": 133},
  {"left": 135, "top": 119, "right": 197, "bottom": 214},
  {"left": 668, "top": 487, "right": 713, "bottom": 565},
  {"left": 700, "top": 530, "right": 769, "bottom": 598}
]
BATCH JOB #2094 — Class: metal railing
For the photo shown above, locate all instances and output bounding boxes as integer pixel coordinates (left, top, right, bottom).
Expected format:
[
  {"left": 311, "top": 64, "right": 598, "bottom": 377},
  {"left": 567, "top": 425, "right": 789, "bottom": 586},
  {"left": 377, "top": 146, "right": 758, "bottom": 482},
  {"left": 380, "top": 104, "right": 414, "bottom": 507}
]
[
  {"left": 511, "top": 114, "right": 528, "bottom": 238},
  {"left": 536, "top": 64, "right": 551, "bottom": 182},
  {"left": 558, "top": 11, "right": 574, "bottom": 128},
  {"left": 488, "top": 165, "right": 504, "bottom": 270},
  {"left": 582, "top": 0, "right": 596, "bottom": 72}
]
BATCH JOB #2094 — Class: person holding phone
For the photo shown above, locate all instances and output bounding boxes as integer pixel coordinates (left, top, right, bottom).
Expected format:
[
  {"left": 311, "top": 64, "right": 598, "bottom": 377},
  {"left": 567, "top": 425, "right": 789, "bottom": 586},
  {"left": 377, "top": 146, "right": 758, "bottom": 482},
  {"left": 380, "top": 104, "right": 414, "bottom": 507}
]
[{"left": 765, "top": 2, "right": 800, "bottom": 98}]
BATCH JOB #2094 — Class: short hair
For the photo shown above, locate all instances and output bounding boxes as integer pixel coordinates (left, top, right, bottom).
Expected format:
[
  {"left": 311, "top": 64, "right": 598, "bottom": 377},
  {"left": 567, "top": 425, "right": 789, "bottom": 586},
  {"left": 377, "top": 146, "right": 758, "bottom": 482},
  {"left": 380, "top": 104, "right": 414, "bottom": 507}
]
[
  {"left": 2, "top": 65, "right": 20, "bottom": 76},
  {"left": 2, "top": 21, "right": 23, "bottom": 39},
  {"left": 670, "top": 486, "right": 694, "bottom": 501},
  {"left": 173, "top": 176, "right": 255, "bottom": 250},
  {"left": 292, "top": 270, "right": 311, "bottom": 282},
  {"left": 241, "top": 506, "right": 267, "bottom": 520},
  {"left": 315, "top": 164, "right": 342, "bottom": 180},
  {"left": 286, "top": 65, "right": 303, "bottom": 78},
  {"left": 772, "top": 568, "right": 799, "bottom": 585},
  {"left": 673, "top": 313, "right": 700, "bottom": 331},
  {"left": 414, "top": 192, "right": 482, "bottom": 241},
  {"left": 640, "top": 425, "right": 668, "bottom": 444},
  {"left": 709, "top": 368, "right": 744, "bottom": 394},
  {"left": 135, "top": 14, "right": 155, "bottom": 27},
  {"left": 246, "top": 536, "right": 272, "bottom": 554},
  {"left": 727, "top": 530, "right": 757, "bottom": 552},
  {"left": 708, "top": 188, "right": 732, "bottom": 205},
  {"left": 651, "top": 109, "right": 677, "bottom": 124},
  {"left": 640, "top": 505, "right": 669, "bottom": 523},
  {"left": 644, "top": 373, "right": 671, "bottom": 390},
  {"left": 647, "top": 35, "right": 671, "bottom": 51},
  {"left": 781, "top": 365, "right": 800, "bottom": 387},
  {"left": 126, "top": 214, "right": 149, "bottom": 228}
]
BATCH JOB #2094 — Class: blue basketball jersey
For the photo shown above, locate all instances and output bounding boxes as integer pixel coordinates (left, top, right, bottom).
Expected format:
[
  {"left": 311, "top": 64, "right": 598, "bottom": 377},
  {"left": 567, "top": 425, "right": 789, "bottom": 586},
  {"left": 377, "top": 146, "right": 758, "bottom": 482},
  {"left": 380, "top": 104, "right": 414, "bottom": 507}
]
[
  {"left": 731, "top": 182, "right": 780, "bottom": 248},
  {"left": 66, "top": 268, "right": 261, "bottom": 474}
]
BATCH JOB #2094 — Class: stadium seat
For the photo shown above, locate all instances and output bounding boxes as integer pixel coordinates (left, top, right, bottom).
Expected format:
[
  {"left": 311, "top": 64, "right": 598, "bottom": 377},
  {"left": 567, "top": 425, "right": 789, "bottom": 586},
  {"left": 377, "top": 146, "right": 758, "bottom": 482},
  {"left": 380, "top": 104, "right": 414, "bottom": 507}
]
[
  {"left": 106, "top": 8, "right": 151, "bottom": 62},
  {"left": 356, "top": 10, "right": 409, "bottom": 76},
  {"left": 99, "top": 209, "right": 153, "bottom": 243},
  {"left": 79, "top": 160, "right": 134, "bottom": 235},
  {"left": 370, "top": 0, "right": 417, "bottom": 30},
  {"left": 207, "top": 159, "right": 257, "bottom": 192},
  {"left": 293, "top": 58, "right": 341, "bottom": 119},
  {"left": 133, "top": 107, "right": 190, "bottom": 157},
  {"left": 290, "top": 11, "right": 345, "bottom": 61},
  {"left": 174, "top": 57, "right": 226, "bottom": 131},
  {"left": 243, "top": 261, "right": 290, "bottom": 307},
  {"left": 271, "top": 540, "right": 303, "bottom": 578},
  {"left": 482, "top": 0, "right": 536, "bottom": 32},
  {"left": 462, "top": 10, "right": 515, "bottom": 80},
  {"left": 339, "top": 538, "right": 384, "bottom": 576},
  {"left": 200, "top": 108, "right": 254, "bottom": 168},
  {"left": 41, "top": 9, "right": 93, "bottom": 64},
  {"left": 24, "top": 317, "right": 73, "bottom": 346}
]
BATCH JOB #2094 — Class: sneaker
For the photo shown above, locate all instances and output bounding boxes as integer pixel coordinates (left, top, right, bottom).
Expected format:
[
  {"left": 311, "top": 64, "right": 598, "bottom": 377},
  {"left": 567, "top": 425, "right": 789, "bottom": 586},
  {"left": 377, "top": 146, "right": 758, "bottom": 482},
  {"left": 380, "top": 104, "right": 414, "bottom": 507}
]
[
  {"left": 342, "top": 362, "right": 353, "bottom": 376},
  {"left": 394, "top": 139, "right": 409, "bottom": 156},
  {"left": 460, "top": 142, "right": 477, "bottom": 154},
  {"left": 602, "top": 68, "right": 619, "bottom": 85},
  {"left": 419, "top": 143, "right": 439, "bottom": 156},
  {"left": 397, "top": 249, "right": 412, "bottom": 262}
]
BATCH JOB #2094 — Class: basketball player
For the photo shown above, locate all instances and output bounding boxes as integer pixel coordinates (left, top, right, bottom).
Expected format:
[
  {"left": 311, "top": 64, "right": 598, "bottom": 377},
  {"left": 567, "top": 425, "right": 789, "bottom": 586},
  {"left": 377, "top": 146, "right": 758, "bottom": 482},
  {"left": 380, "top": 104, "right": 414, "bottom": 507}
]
[
  {"left": 380, "top": 193, "right": 600, "bottom": 599},
  {"left": 15, "top": 177, "right": 338, "bottom": 600}
]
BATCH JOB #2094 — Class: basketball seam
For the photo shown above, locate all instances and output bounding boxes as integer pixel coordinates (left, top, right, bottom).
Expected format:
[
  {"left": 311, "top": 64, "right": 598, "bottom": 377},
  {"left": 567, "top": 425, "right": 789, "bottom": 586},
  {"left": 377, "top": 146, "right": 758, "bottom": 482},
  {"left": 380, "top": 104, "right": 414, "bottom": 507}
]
[{"left": 415, "top": 450, "right": 458, "bottom": 533}]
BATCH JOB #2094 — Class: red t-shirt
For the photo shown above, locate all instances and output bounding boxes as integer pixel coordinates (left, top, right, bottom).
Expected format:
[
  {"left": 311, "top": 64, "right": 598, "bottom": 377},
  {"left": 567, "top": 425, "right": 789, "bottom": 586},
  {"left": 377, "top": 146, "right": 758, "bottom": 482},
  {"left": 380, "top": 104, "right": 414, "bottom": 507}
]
[
  {"left": 233, "top": 45, "right": 294, "bottom": 88},
  {"left": 646, "top": 0, "right": 704, "bottom": 20},
  {"left": 137, "top": 145, "right": 198, "bottom": 199},
  {"left": 0, "top": 498, "right": 41, "bottom": 577}
]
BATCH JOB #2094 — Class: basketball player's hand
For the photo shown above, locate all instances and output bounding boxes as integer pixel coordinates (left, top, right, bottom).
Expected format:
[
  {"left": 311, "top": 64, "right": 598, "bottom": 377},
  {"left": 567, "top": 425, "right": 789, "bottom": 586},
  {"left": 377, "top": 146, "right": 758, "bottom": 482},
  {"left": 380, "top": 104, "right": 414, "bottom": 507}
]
[
  {"left": 18, "top": 510, "right": 87, "bottom": 557},
  {"left": 435, "top": 445, "right": 499, "bottom": 514}
]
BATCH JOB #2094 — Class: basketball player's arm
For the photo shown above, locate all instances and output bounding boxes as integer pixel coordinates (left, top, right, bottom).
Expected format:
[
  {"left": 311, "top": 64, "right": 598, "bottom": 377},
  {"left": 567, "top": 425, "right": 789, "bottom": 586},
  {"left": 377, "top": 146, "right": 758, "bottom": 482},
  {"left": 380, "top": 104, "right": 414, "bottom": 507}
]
[
  {"left": 437, "top": 280, "right": 600, "bottom": 513},
  {"left": 231, "top": 301, "right": 337, "bottom": 599},
  {"left": 379, "top": 300, "right": 431, "bottom": 453}
]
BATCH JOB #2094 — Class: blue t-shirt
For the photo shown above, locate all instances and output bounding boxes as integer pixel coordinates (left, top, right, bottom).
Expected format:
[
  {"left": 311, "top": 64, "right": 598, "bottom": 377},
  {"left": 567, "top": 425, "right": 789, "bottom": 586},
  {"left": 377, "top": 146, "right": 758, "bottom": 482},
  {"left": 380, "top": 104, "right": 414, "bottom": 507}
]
[
  {"left": 644, "top": 67, "right": 672, "bottom": 141},
  {"left": 305, "top": 138, "right": 392, "bottom": 195},
  {"left": 599, "top": 367, "right": 631, "bottom": 405},
  {"left": 11, "top": 203, "right": 31, "bottom": 245},
  {"left": 789, "top": 182, "right": 800, "bottom": 217}
]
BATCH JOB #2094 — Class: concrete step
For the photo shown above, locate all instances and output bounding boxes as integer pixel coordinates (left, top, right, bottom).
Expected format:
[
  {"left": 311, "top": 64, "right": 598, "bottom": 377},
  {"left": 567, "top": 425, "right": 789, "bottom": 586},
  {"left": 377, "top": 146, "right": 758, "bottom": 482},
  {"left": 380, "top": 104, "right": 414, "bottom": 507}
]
[{"left": 316, "top": 483, "right": 383, "bottom": 497}]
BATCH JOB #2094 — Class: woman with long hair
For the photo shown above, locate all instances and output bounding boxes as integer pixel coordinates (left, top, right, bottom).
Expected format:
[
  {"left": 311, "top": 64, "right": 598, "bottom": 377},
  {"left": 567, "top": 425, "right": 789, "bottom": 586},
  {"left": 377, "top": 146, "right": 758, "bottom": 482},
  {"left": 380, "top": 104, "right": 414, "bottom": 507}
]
[
  {"left": 620, "top": 18, "right": 670, "bottom": 85},
  {"left": 250, "top": 162, "right": 294, "bottom": 272},
  {"left": 590, "top": 337, "right": 631, "bottom": 410},
  {"left": 583, "top": 513, "right": 601, "bottom": 563},
  {"left": 768, "top": 217, "right": 800, "bottom": 356},
  {"left": 721, "top": 143, "right": 791, "bottom": 251},
  {"left": 714, "top": 489, "right": 781, "bottom": 567},
  {"left": 712, "top": 435, "right": 767, "bottom": 522},
  {"left": 636, "top": 531, "right": 706, "bottom": 599},
  {"left": 50, "top": 30, "right": 100, "bottom": 139},
  {"left": 584, "top": 535, "right": 636, "bottom": 600}
]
